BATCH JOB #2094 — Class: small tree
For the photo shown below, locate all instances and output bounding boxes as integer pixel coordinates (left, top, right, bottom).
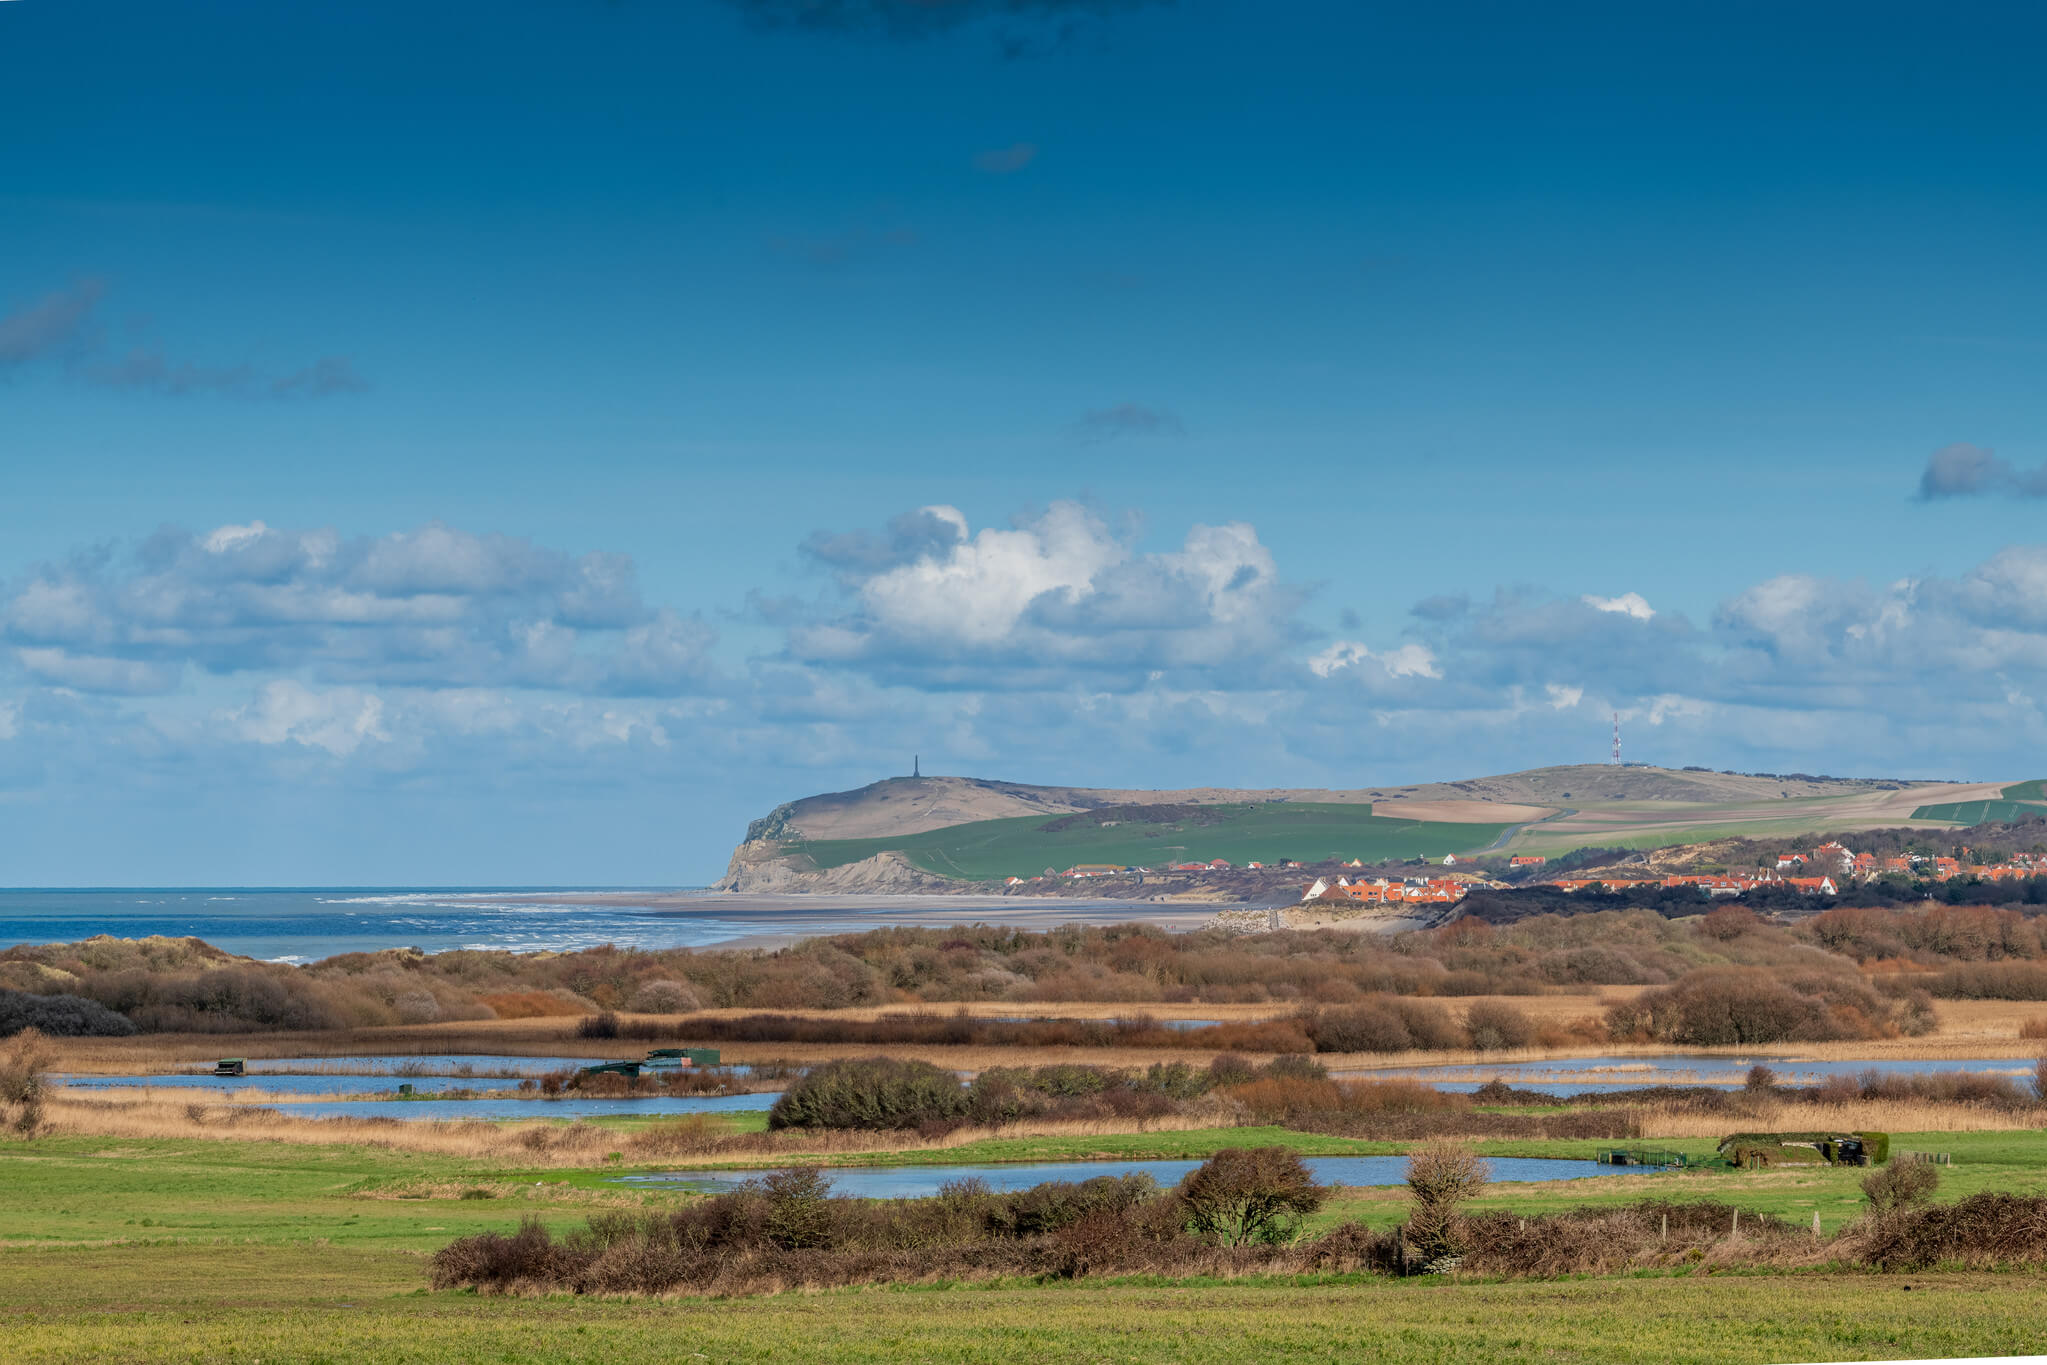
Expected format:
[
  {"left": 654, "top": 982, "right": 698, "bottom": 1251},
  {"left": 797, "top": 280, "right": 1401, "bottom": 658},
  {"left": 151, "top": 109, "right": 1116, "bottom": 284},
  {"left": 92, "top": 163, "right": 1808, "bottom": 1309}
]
[
  {"left": 1177, "top": 1146, "right": 1324, "bottom": 1246},
  {"left": 0, "top": 1027, "right": 52, "bottom": 1137},
  {"left": 2033, "top": 1053, "right": 2047, "bottom": 1105},
  {"left": 1404, "top": 1138, "right": 1489, "bottom": 1263},
  {"left": 1862, "top": 1160, "right": 1938, "bottom": 1215}
]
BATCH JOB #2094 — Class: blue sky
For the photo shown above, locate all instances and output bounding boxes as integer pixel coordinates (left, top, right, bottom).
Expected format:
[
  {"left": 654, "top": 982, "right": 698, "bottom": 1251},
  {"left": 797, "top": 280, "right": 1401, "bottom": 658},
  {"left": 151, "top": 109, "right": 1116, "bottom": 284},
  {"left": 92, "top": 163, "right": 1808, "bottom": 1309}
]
[{"left": 3, "top": 0, "right": 2046, "bottom": 884}]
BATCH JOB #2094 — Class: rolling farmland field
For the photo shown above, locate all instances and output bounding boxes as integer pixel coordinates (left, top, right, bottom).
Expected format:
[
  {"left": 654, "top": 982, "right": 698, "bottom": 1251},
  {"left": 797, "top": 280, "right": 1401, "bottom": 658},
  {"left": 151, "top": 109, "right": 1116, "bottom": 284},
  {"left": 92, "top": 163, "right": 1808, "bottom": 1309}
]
[
  {"left": 1912, "top": 780, "right": 2047, "bottom": 826},
  {"left": 787, "top": 802, "right": 1513, "bottom": 880}
]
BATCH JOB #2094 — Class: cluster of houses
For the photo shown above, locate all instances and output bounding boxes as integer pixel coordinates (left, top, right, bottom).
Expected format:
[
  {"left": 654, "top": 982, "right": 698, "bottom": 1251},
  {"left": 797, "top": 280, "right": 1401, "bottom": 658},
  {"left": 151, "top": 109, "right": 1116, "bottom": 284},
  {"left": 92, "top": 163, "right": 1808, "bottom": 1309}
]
[
  {"left": 1299, "top": 874, "right": 1472, "bottom": 907},
  {"left": 1009, "top": 837, "right": 2047, "bottom": 903},
  {"left": 1542, "top": 840, "right": 2047, "bottom": 899}
]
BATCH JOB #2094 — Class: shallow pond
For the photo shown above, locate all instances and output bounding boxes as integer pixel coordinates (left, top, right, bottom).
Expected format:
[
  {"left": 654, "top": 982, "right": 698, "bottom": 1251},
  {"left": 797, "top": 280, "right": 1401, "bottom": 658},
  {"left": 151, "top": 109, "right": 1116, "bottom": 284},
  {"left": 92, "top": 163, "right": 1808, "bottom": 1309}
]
[{"left": 621, "top": 1155, "right": 1643, "bottom": 1198}]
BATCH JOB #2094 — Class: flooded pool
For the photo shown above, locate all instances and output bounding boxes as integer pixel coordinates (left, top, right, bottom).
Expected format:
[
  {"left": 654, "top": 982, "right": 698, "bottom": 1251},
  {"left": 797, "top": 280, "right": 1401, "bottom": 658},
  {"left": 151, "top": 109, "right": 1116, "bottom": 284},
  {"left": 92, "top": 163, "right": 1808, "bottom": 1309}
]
[{"left": 621, "top": 1155, "right": 1643, "bottom": 1198}]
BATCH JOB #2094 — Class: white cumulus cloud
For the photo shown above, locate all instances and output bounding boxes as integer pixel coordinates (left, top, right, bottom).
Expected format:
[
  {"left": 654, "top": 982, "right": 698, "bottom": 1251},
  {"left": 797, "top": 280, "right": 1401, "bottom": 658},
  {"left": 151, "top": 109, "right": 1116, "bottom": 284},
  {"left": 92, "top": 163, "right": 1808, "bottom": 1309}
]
[
  {"left": 1582, "top": 592, "right": 1656, "bottom": 620},
  {"left": 225, "top": 680, "right": 388, "bottom": 756}
]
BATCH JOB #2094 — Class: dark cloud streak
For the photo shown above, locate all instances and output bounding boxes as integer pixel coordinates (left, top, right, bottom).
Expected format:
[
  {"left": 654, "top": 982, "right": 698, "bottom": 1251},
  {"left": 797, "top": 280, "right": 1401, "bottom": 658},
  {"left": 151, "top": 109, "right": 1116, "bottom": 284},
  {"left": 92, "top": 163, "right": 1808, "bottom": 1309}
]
[
  {"left": 1916, "top": 442, "right": 2047, "bottom": 500},
  {"left": 0, "top": 277, "right": 365, "bottom": 399}
]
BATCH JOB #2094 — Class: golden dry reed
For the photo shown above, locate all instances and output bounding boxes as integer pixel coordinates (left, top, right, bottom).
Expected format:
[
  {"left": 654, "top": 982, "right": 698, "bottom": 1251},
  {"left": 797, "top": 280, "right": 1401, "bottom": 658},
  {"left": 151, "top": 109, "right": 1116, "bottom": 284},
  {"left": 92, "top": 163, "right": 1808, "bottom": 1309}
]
[
  {"left": 34, "top": 1092, "right": 1239, "bottom": 1167},
  {"left": 1639, "top": 1097, "right": 2036, "bottom": 1139}
]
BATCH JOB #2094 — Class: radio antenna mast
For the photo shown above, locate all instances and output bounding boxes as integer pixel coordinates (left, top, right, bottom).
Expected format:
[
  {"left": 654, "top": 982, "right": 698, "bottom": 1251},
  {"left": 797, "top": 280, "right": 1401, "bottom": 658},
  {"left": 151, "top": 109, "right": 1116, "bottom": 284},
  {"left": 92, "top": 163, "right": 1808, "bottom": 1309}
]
[{"left": 1611, "top": 713, "right": 1621, "bottom": 765}]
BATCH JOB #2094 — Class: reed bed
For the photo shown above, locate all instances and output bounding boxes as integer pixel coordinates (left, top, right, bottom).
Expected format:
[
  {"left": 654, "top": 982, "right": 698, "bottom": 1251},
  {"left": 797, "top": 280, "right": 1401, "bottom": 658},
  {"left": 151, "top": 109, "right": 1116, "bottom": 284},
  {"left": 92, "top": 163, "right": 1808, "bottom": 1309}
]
[
  {"left": 1640, "top": 1097, "right": 2043, "bottom": 1139},
  {"left": 37, "top": 1092, "right": 1235, "bottom": 1167}
]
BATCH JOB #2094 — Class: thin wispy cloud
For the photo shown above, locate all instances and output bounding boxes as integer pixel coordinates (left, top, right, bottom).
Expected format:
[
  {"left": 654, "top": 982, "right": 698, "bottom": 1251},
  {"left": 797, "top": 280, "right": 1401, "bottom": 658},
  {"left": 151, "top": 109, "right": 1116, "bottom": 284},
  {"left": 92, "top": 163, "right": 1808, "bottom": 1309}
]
[
  {"left": 720, "top": 0, "right": 1167, "bottom": 40},
  {"left": 972, "top": 142, "right": 1038, "bottom": 174},
  {"left": 1071, "top": 402, "right": 1184, "bottom": 442},
  {"left": 0, "top": 278, "right": 105, "bottom": 369},
  {"left": 0, "top": 277, "right": 366, "bottom": 399},
  {"left": 1916, "top": 442, "right": 2047, "bottom": 500}
]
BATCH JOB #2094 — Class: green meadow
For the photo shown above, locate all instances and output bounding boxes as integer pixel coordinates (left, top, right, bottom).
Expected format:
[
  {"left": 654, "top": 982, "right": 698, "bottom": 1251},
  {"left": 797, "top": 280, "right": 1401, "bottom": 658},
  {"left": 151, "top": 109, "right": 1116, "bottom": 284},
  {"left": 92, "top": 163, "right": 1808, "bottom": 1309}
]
[
  {"left": 786, "top": 802, "right": 1512, "bottom": 880},
  {"left": 9, "top": 1126, "right": 2047, "bottom": 1362}
]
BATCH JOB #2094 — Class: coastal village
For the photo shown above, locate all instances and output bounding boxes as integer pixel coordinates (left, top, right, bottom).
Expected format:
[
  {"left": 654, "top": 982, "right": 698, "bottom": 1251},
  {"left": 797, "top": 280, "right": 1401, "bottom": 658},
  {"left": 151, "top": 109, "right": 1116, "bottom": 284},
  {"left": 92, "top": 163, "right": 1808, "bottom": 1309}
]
[{"left": 1026, "top": 837, "right": 2047, "bottom": 908}]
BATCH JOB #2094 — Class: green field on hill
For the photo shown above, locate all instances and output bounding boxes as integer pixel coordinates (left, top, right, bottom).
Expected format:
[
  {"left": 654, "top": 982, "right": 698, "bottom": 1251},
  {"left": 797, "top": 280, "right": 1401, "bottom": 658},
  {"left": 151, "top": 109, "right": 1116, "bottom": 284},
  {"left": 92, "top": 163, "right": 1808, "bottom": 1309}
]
[
  {"left": 1912, "top": 780, "right": 2047, "bottom": 825},
  {"left": 785, "top": 802, "right": 1512, "bottom": 880}
]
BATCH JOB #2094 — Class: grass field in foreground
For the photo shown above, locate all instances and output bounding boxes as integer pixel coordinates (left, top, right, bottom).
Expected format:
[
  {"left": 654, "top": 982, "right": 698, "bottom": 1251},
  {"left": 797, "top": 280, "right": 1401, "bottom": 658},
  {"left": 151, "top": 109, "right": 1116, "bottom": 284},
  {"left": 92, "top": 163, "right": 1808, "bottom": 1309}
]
[
  {"left": 786, "top": 802, "right": 1511, "bottom": 880},
  {"left": 10, "top": 1129, "right": 2047, "bottom": 1361},
  {"left": 7, "top": 1245, "right": 2047, "bottom": 1365}
]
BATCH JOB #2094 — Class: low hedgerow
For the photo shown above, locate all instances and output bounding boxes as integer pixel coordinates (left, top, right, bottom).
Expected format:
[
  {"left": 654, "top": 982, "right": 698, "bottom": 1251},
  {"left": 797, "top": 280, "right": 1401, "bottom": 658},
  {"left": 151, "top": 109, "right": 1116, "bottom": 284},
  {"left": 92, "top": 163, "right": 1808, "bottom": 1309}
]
[{"left": 429, "top": 1151, "right": 1372, "bottom": 1296}]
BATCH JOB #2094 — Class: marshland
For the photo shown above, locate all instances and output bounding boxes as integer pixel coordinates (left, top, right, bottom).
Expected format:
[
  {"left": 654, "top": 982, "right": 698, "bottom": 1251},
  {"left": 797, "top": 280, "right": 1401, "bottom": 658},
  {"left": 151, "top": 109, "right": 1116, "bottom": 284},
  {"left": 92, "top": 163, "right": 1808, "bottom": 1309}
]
[{"left": 8, "top": 900, "right": 2047, "bottom": 1362}]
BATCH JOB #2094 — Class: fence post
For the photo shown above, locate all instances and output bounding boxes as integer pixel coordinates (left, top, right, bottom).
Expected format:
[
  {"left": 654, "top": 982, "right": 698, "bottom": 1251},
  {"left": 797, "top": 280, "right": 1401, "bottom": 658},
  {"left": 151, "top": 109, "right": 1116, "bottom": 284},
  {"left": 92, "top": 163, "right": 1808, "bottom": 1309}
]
[
  {"left": 1732, "top": 1209, "right": 1739, "bottom": 1237},
  {"left": 1660, "top": 1213, "right": 1667, "bottom": 1242},
  {"left": 1812, "top": 1210, "right": 1821, "bottom": 1239}
]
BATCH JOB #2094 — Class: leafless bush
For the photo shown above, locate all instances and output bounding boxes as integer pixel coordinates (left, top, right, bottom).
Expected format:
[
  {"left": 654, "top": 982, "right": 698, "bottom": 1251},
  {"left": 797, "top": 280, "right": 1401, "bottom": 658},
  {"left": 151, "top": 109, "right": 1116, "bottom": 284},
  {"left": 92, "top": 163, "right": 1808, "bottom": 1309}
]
[
  {"left": 1858, "top": 1193, "right": 2047, "bottom": 1270},
  {"left": 626, "top": 979, "right": 700, "bottom": 1013},
  {"left": 1306, "top": 998, "right": 1463, "bottom": 1053},
  {"left": 1606, "top": 966, "right": 1915, "bottom": 1045},
  {"left": 1457, "top": 1200, "right": 1802, "bottom": 1277},
  {"left": 1862, "top": 1161, "right": 1939, "bottom": 1214},
  {"left": 1463, "top": 1000, "right": 1535, "bottom": 1051},
  {"left": 0, "top": 1027, "right": 52, "bottom": 1136},
  {"left": 1404, "top": 1139, "right": 1489, "bottom": 1261}
]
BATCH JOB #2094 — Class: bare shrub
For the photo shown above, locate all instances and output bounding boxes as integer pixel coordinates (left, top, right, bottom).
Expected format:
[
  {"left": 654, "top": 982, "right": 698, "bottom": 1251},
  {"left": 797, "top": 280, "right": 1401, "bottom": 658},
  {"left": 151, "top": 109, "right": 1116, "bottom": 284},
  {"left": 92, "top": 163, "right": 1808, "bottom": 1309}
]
[
  {"left": 1404, "top": 1138, "right": 1488, "bottom": 1261},
  {"left": 428, "top": 1217, "right": 569, "bottom": 1290},
  {"left": 1176, "top": 1147, "right": 1323, "bottom": 1246},
  {"left": 626, "top": 979, "right": 700, "bottom": 1014},
  {"left": 2036, "top": 1053, "right": 2047, "bottom": 1105},
  {"left": 1463, "top": 1000, "right": 1535, "bottom": 1051},
  {"left": 83, "top": 966, "right": 348, "bottom": 1033},
  {"left": 576, "top": 1011, "right": 621, "bottom": 1039},
  {"left": 1607, "top": 966, "right": 1908, "bottom": 1045},
  {"left": 1862, "top": 1160, "right": 1939, "bottom": 1215},
  {"left": 1924, "top": 962, "right": 2047, "bottom": 1000},
  {"left": 1206, "top": 1053, "right": 1257, "bottom": 1087},
  {"left": 1859, "top": 1193, "right": 2047, "bottom": 1270},
  {"left": 2021, "top": 1016, "right": 2047, "bottom": 1041},
  {"left": 0, "top": 1027, "right": 52, "bottom": 1136},
  {"left": 393, "top": 989, "right": 441, "bottom": 1024},
  {"left": 1458, "top": 1200, "right": 1802, "bottom": 1277},
  {"left": 1698, "top": 904, "right": 1761, "bottom": 941},
  {"left": 1307, "top": 997, "right": 1462, "bottom": 1053}
]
